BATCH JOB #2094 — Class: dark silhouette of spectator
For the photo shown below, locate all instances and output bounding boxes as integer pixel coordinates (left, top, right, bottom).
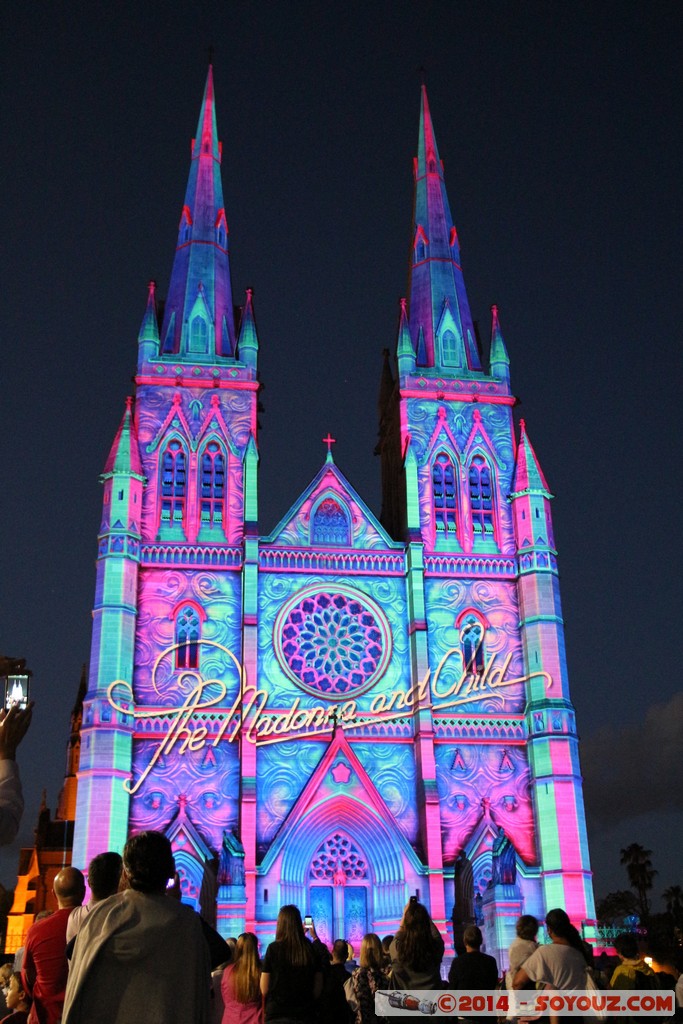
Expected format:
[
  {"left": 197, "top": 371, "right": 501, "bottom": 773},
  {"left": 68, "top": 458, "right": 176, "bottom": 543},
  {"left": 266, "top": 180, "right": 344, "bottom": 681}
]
[
  {"left": 449, "top": 924, "right": 499, "bottom": 1021},
  {"left": 22, "top": 867, "right": 85, "bottom": 1024},
  {"left": 389, "top": 899, "right": 444, "bottom": 990},
  {"left": 319, "top": 939, "right": 351, "bottom": 1024},
  {"left": 62, "top": 831, "right": 210, "bottom": 1023},
  {"left": 66, "top": 852, "right": 122, "bottom": 945},
  {"left": 260, "top": 905, "right": 322, "bottom": 1023},
  {"left": 449, "top": 925, "right": 498, "bottom": 988}
]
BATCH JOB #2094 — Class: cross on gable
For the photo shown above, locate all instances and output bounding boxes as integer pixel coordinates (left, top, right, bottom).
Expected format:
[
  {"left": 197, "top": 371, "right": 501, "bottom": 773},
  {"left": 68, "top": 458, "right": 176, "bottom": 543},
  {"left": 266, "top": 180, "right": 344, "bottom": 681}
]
[{"left": 323, "top": 433, "right": 336, "bottom": 455}]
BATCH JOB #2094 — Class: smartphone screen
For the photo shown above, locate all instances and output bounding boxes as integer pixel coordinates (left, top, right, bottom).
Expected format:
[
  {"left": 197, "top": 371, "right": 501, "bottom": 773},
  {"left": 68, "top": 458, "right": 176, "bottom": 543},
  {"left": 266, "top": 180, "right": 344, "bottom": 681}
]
[{"left": 4, "top": 675, "right": 29, "bottom": 710}]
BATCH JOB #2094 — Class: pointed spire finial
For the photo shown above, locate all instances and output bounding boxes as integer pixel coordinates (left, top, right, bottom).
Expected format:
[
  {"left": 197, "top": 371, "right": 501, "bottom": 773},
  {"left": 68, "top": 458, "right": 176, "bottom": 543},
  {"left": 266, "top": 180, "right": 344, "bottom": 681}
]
[{"left": 513, "top": 420, "right": 552, "bottom": 496}]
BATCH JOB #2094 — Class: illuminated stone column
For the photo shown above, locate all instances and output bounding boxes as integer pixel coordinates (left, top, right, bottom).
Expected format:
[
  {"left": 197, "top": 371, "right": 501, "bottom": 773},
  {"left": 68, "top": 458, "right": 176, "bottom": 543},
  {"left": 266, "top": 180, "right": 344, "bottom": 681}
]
[
  {"left": 72, "top": 401, "right": 141, "bottom": 868},
  {"left": 511, "top": 422, "right": 596, "bottom": 926}
]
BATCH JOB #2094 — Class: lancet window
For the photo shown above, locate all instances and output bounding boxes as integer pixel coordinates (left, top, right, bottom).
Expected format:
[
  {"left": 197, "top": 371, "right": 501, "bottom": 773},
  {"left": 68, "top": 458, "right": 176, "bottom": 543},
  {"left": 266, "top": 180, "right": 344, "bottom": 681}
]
[
  {"left": 469, "top": 455, "right": 494, "bottom": 541},
  {"left": 175, "top": 605, "right": 201, "bottom": 670},
  {"left": 160, "top": 440, "right": 187, "bottom": 527},
  {"left": 312, "top": 497, "right": 350, "bottom": 545},
  {"left": 190, "top": 315, "right": 208, "bottom": 354},
  {"left": 432, "top": 451, "right": 458, "bottom": 539},
  {"left": 200, "top": 441, "right": 226, "bottom": 528},
  {"left": 441, "top": 330, "right": 458, "bottom": 366}
]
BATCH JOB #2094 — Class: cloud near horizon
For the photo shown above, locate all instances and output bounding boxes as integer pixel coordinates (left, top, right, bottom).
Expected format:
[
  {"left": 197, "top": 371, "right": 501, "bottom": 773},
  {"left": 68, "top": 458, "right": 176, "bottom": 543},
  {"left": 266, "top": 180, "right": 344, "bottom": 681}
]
[{"left": 581, "top": 691, "right": 683, "bottom": 827}]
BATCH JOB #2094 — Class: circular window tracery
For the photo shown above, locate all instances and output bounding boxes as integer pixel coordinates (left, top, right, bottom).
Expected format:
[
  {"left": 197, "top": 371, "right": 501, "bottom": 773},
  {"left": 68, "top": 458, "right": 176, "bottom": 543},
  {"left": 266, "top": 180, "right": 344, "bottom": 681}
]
[{"left": 274, "top": 585, "right": 392, "bottom": 699}]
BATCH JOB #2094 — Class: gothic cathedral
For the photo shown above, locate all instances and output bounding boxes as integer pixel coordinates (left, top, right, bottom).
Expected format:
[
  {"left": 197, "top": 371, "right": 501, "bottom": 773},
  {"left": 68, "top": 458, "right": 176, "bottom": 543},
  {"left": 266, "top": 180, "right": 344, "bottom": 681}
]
[{"left": 72, "top": 68, "right": 596, "bottom": 961}]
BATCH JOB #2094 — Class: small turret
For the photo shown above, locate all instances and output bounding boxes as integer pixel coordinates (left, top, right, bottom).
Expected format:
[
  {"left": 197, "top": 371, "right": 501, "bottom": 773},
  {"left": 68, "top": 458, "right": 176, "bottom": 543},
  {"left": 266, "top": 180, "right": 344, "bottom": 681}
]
[
  {"left": 488, "top": 304, "right": 510, "bottom": 387},
  {"left": 137, "top": 281, "right": 160, "bottom": 369},
  {"left": 396, "top": 297, "right": 415, "bottom": 377},
  {"left": 236, "top": 288, "right": 259, "bottom": 372}
]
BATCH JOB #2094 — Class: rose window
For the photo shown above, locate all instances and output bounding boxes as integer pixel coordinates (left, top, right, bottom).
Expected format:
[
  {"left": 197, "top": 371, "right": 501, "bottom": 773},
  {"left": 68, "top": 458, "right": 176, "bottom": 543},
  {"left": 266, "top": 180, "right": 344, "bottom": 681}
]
[{"left": 274, "top": 586, "right": 391, "bottom": 698}]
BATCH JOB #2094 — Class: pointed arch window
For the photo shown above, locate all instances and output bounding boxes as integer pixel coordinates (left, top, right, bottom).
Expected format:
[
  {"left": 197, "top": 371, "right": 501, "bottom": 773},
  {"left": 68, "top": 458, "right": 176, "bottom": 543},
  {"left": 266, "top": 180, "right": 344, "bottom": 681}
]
[
  {"left": 176, "top": 605, "right": 201, "bottom": 669},
  {"left": 415, "top": 240, "right": 427, "bottom": 263},
  {"left": 432, "top": 452, "right": 458, "bottom": 538},
  {"left": 160, "top": 440, "right": 186, "bottom": 526},
  {"left": 200, "top": 441, "right": 225, "bottom": 527},
  {"left": 469, "top": 455, "right": 495, "bottom": 540},
  {"left": 460, "top": 613, "right": 485, "bottom": 673},
  {"left": 441, "top": 330, "right": 458, "bottom": 366},
  {"left": 189, "top": 315, "right": 208, "bottom": 354},
  {"left": 312, "top": 497, "right": 350, "bottom": 545}
]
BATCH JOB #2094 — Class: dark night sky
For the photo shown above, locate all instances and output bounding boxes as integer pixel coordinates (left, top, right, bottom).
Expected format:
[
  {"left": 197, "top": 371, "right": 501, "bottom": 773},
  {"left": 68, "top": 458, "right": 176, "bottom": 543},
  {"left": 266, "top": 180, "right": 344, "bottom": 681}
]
[{"left": 2, "top": 1, "right": 681, "bottom": 903}]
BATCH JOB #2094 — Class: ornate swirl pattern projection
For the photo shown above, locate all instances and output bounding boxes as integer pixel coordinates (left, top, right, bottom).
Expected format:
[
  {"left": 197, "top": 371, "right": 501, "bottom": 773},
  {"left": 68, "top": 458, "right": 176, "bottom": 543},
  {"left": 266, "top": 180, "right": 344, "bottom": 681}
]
[{"left": 274, "top": 585, "right": 392, "bottom": 699}]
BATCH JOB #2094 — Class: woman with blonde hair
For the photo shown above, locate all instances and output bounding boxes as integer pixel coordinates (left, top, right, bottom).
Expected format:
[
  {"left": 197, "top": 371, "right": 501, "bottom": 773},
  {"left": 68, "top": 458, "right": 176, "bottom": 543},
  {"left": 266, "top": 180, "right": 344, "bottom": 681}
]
[
  {"left": 221, "top": 933, "right": 263, "bottom": 1024},
  {"left": 260, "top": 906, "right": 322, "bottom": 1024},
  {"left": 346, "top": 933, "right": 389, "bottom": 1024}
]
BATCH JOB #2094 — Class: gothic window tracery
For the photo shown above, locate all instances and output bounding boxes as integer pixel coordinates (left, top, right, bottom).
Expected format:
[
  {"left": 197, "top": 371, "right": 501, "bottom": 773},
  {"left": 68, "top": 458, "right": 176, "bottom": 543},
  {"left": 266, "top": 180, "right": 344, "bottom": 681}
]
[
  {"left": 160, "top": 439, "right": 187, "bottom": 527},
  {"left": 200, "top": 441, "right": 226, "bottom": 528},
  {"left": 175, "top": 605, "right": 201, "bottom": 669},
  {"left": 432, "top": 451, "right": 458, "bottom": 538},
  {"left": 309, "top": 833, "right": 368, "bottom": 881},
  {"left": 469, "top": 455, "right": 495, "bottom": 541},
  {"left": 312, "top": 497, "right": 350, "bottom": 545}
]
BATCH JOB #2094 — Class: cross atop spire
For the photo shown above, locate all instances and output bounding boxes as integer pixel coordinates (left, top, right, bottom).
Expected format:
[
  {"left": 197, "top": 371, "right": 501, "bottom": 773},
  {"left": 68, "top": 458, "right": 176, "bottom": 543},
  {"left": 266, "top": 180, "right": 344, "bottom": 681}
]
[{"left": 323, "top": 433, "right": 336, "bottom": 461}]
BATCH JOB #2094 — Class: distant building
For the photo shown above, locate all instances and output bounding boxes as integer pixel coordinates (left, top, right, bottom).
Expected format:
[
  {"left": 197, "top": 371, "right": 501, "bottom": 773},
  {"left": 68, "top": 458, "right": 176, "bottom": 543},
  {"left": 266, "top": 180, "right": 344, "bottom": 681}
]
[
  {"left": 70, "top": 69, "right": 596, "bottom": 963},
  {"left": 4, "top": 671, "right": 85, "bottom": 954}
]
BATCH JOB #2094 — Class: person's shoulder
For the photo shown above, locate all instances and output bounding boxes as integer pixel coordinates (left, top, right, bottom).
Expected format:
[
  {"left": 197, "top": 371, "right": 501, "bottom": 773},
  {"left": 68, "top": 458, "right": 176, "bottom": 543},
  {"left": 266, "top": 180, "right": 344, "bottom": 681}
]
[{"left": 523, "top": 945, "right": 545, "bottom": 967}]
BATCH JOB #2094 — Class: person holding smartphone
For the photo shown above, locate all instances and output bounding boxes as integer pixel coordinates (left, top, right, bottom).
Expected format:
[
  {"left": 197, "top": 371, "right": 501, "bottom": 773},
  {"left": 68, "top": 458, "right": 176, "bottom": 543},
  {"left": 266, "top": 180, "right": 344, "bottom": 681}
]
[{"left": 0, "top": 701, "right": 33, "bottom": 846}]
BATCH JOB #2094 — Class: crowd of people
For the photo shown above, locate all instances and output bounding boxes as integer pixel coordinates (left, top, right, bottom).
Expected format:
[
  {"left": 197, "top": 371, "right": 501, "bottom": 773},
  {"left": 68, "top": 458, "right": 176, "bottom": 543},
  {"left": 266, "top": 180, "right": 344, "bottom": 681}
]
[{"left": 2, "top": 826, "right": 683, "bottom": 1024}]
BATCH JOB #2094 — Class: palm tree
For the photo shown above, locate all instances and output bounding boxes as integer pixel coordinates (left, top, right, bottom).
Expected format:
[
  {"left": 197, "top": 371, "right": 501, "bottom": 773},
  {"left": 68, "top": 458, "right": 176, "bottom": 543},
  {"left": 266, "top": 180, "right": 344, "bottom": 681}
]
[
  {"left": 663, "top": 885, "right": 683, "bottom": 926},
  {"left": 620, "top": 843, "right": 657, "bottom": 922}
]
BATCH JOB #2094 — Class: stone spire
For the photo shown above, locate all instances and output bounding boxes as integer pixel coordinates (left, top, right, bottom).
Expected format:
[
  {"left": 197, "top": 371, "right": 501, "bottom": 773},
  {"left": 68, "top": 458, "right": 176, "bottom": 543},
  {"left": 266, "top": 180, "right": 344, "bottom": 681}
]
[
  {"left": 407, "top": 86, "right": 481, "bottom": 373},
  {"left": 159, "top": 66, "right": 236, "bottom": 359}
]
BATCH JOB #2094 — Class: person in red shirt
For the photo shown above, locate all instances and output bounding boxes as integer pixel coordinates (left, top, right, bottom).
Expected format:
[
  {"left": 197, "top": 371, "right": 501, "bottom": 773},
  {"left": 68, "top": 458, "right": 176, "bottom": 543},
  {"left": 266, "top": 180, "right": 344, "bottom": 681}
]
[{"left": 22, "top": 867, "right": 85, "bottom": 1024}]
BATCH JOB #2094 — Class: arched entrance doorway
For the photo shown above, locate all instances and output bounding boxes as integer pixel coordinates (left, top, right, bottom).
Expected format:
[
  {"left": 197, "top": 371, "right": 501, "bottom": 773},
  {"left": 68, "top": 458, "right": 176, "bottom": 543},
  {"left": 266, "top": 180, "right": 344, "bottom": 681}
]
[{"left": 308, "top": 830, "right": 370, "bottom": 948}]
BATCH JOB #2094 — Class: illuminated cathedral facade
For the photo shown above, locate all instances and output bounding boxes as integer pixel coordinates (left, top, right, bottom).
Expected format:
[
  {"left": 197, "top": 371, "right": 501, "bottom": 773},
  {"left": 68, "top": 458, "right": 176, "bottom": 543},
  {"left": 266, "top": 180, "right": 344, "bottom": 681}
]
[{"left": 71, "top": 68, "right": 596, "bottom": 962}]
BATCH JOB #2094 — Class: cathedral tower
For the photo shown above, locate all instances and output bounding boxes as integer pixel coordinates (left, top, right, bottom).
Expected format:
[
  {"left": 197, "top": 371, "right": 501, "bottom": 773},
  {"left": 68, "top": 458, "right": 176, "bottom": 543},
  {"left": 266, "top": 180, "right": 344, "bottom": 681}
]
[{"left": 378, "top": 85, "right": 595, "bottom": 951}]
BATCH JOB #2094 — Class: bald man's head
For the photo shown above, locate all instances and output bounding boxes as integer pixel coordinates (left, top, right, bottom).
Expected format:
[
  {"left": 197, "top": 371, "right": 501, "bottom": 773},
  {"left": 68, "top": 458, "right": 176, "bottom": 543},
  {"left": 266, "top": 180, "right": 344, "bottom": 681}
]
[{"left": 53, "top": 867, "right": 86, "bottom": 909}]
